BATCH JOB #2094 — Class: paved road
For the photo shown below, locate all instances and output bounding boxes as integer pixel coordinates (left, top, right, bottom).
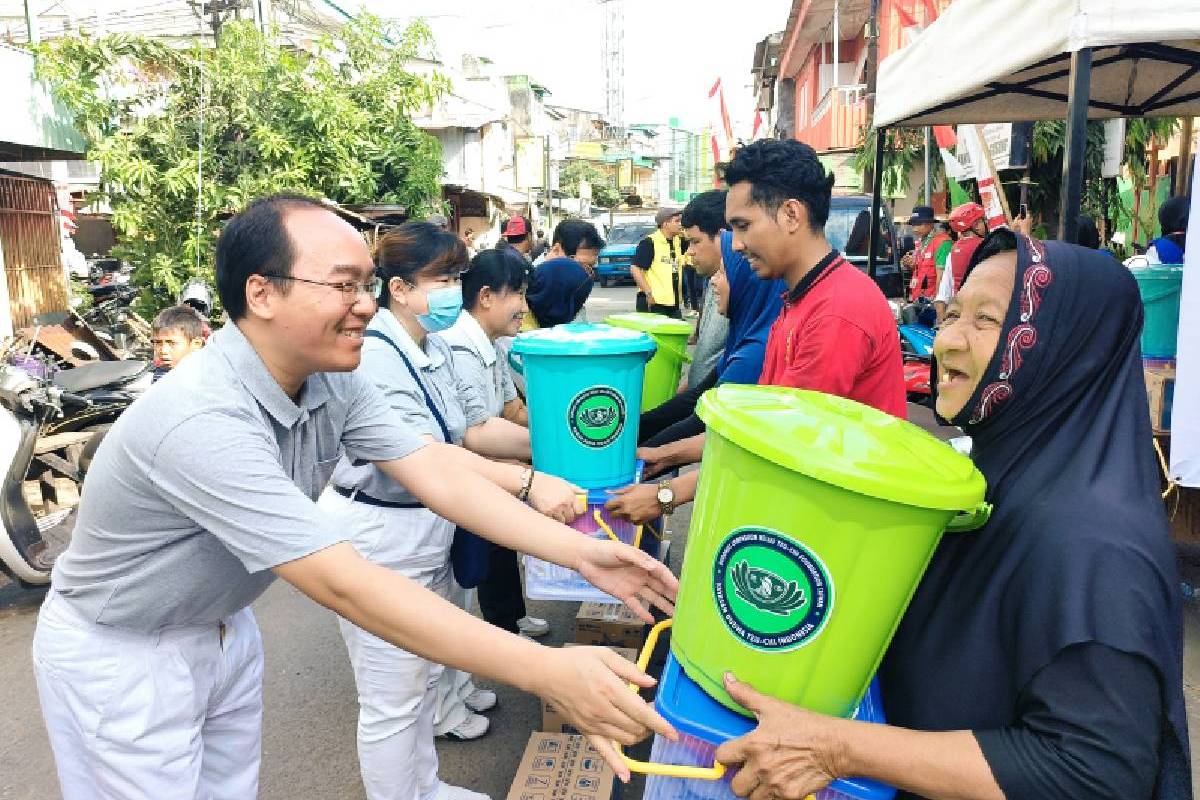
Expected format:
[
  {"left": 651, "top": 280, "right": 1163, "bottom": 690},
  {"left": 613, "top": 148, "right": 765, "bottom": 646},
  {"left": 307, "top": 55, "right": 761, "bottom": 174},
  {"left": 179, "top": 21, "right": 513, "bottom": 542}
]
[
  {"left": 0, "top": 285, "right": 663, "bottom": 800},
  {"left": 5, "top": 283, "right": 1200, "bottom": 798}
]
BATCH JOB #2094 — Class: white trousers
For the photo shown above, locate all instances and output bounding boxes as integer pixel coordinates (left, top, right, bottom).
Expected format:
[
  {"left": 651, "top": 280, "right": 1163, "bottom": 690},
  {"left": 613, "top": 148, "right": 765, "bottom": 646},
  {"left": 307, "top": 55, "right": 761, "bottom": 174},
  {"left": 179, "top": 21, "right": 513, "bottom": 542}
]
[
  {"left": 32, "top": 590, "right": 263, "bottom": 800},
  {"left": 319, "top": 490, "right": 473, "bottom": 800},
  {"left": 433, "top": 576, "right": 477, "bottom": 735}
]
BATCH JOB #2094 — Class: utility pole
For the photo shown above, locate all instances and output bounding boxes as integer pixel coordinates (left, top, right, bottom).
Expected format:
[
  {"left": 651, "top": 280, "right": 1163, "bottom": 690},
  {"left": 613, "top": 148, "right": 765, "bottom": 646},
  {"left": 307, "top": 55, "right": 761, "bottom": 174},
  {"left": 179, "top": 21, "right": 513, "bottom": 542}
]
[
  {"left": 544, "top": 136, "right": 553, "bottom": 233},
  {"left": 23, "top": 0, "right": 39, "bottom": 43},
  {"left": 599, "top": 0, "right": 625, "bottom": 135},
  {"left": 923, "top": 127, "right": 931, "bottom": 206},
  {"left": 862, "top": 0, "right": 881, "bottom": 191}
]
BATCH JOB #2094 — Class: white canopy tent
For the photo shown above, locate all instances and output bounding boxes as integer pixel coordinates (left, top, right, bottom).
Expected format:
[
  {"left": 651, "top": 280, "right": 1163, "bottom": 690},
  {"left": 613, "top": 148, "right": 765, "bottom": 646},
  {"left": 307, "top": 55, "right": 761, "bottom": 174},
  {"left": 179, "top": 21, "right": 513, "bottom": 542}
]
[
  {"left": 863, "top": 0, "right": 1200, "bottom": 486},
  {"left": 874, "top": 0, "right": 1200, "bottom": 127}
]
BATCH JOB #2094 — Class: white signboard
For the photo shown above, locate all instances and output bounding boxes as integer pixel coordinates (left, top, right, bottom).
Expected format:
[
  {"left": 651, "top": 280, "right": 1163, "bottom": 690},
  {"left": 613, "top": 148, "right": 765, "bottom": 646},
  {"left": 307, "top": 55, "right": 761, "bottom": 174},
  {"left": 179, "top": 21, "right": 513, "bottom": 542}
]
[
  {"left": 954, "top": 123, "right": 1014, "bottom": 179},
  {"left": 1102, "top": 118, "right": 1126, "bottom": 178}
]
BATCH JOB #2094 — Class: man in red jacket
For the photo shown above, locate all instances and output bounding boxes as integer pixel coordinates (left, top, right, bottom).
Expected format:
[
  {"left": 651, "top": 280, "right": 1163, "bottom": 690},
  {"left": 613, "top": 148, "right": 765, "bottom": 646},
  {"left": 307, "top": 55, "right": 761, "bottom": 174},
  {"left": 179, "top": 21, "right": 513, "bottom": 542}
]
[
  {"left": 905, "top": 205, "right": 953, "bottom": 302},
  {"left": 935, "top": 202, "right": 989, "bottom": 322},
  {"left": 607, "top": 139, "right": 904, "bottom": 524}
]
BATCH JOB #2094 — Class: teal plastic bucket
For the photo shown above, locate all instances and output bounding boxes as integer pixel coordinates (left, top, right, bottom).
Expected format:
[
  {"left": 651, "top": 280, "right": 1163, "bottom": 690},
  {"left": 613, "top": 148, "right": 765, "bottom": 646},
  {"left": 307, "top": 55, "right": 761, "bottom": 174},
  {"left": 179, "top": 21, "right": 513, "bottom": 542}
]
[
  {"left": 512, "top": 323, "right": 656, "bottom": 488},
  {"left": 1131, "top": 265, "right": 1183, "bottom": 358}
]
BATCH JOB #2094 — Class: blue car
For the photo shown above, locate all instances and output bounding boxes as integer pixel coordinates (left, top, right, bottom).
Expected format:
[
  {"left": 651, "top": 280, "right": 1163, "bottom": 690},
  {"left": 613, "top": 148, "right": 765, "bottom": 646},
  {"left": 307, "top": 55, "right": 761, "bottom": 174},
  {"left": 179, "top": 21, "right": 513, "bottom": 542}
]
[{"left": 595, "top": 221, "right": 657, "bottom": 287}]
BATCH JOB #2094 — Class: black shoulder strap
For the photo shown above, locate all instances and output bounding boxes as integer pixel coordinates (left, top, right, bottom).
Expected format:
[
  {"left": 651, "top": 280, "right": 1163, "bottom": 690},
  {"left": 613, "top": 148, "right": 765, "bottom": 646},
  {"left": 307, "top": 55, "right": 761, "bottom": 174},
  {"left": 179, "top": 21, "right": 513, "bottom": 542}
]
[{"left": 364, "top": 329, "right": 451, "bottom": 443}]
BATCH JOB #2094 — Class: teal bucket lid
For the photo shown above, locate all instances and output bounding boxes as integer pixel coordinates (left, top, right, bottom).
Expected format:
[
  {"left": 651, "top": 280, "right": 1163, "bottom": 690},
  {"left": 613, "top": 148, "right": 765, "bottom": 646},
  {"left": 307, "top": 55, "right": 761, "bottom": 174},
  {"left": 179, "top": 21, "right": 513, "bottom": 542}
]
[
  {"left": 511, "top": 322, "right": 657, "bottom": 357},
  {"left": 605, "top": 312, "right": 693, "bottom": 337},
  {"left": 697, "top": 384, "right": 986, "bottom": 513}
]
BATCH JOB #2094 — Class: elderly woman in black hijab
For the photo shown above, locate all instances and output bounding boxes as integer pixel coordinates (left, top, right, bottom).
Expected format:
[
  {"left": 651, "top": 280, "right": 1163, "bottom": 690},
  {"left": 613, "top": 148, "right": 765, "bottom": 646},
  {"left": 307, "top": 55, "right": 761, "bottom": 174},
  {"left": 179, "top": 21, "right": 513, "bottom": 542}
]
[{"left": 711, "top": 230, "right": 1190, "bottom": 800}]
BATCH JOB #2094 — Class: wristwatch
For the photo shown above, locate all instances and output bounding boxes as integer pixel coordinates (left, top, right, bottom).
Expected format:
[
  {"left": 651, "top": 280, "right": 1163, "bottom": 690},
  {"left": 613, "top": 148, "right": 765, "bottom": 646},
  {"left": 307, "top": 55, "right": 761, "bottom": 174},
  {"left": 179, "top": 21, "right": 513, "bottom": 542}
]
[
  {"left": 517, "top": 467, "right": 535, "bottom": 502},
  {"left": 656, "top": 480, "right": 676, "bottom": 516}
]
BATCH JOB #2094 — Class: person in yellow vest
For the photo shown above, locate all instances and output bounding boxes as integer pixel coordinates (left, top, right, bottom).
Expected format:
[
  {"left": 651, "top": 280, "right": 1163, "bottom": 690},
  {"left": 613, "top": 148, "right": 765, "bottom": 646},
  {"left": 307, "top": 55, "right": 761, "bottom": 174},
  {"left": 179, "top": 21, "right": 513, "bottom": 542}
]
[{"left": 631, "top": 208, "right": 686, "bottom": 318}]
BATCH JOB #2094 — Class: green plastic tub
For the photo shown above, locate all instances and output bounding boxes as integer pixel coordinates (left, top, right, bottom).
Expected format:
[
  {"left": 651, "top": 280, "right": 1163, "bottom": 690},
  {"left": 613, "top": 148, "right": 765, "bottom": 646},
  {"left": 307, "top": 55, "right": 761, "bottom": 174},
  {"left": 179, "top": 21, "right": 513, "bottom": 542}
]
[
  {"left": 672, "top": 385, "right": 990, "bottom": 718},
  {"left": 605, "top": 312, "right": 692, "bottom": 411},
  {"left": 1130, "top": 264, "right": 1183, "bottom": 358}
]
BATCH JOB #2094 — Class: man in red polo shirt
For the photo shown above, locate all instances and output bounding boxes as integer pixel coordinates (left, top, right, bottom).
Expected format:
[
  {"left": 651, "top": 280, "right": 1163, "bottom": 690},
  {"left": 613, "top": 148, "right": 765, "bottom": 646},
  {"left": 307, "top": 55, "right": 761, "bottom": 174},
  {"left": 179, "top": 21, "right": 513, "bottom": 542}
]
[{"left": 606, "top": 139, "right": 904, "bottom": 524}]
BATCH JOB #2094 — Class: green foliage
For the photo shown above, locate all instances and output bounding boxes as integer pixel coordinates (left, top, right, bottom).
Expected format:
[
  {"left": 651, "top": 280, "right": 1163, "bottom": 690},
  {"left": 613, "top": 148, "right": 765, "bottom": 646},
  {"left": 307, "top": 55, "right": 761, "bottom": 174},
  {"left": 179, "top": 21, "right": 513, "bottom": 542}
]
[
  {"left": 35, "top": 14, "right": 448, "bottom": 313},
  {"left": 559, "top": 160, "right": 621, "bottom": 209},
  {"left": 1024, "top": 117, "right": 1177, "bottom": 245},
  {"left": 854, "top": 127, "right": 941, "bottom": 198}
]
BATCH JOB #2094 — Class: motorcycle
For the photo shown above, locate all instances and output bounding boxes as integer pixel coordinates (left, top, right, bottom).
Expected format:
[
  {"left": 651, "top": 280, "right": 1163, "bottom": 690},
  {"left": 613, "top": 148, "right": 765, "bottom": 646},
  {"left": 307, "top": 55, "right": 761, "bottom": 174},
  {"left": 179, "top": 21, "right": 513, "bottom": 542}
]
[
  {"left": 0, "top": 346, "right": 151, "bottom": 584},
  {"left": 904, "top": 356, "right": 933, "bottom": 406},
  {"left": 81, "top": 284, "right": 153, "bottom": 358}
]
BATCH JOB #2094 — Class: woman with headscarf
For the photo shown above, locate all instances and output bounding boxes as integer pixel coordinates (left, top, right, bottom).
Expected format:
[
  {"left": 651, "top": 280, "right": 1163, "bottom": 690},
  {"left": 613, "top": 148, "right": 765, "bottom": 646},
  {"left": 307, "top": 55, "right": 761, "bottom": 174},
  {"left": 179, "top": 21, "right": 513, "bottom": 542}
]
[
  {"left": 708, "top": 230, "right": 1190, "bottom": 800},
  {"left": 1148, "top": 196, "right": 1190, "bottom": 265},
  {"left": 522, "top": 255, "right": 594, "bottom": 329}
]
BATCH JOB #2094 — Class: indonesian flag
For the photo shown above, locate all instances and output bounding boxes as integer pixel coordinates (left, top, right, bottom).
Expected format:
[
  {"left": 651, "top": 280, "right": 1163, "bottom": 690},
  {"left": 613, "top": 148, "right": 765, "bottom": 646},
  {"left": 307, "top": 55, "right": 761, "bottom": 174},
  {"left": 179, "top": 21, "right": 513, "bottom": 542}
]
[
  {"left": 960, "top": 124, "right": 1009, "bottom": 229},
  {"left": 933, "top": 125, "right": 961, "bottom": 179},
  {"left": 751, "top": 109, "right": 765, "bottom": 141},
  {"left": 709, "top": 78, "right": 734, "bottom": 164},
  {"left": 896, "top": 0, "right": 940, "bottom": 44}
]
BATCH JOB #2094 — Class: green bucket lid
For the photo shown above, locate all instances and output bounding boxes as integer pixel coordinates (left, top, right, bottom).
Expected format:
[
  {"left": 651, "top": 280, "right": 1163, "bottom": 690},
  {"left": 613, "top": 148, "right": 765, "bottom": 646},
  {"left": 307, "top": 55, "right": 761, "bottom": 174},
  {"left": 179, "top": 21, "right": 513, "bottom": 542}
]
[
  {"left": 605, "top": 312, "right": 692, "bottom": 337},
  {"left": 697, "top": 385, "right": 986, "bottom": 512},
  {"left": 510, "top": 322, "right": 657, "bottom": 357}
]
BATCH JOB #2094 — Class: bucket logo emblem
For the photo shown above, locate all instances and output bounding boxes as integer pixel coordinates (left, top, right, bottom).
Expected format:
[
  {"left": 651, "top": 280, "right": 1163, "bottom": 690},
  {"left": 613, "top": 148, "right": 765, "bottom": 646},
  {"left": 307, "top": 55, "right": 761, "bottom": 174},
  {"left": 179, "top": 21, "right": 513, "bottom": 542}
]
[
  {"left": 713, "top": 527, "right": 833, "bottom": 652},
  {"left": 731, "top": 561, "right": 806, "bottom": 616},
  {"left": 567, "top": 387, "right": 626, "bottom": 448}
]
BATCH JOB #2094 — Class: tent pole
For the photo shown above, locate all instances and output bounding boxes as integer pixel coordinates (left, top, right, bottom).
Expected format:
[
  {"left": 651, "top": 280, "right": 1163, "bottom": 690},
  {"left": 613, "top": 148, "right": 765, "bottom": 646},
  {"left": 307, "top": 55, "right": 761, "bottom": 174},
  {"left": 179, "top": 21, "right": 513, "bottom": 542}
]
[
  {"left": 868, "top": 126, "right": 887, "bottom": 281},
  {"left": 923, "top": 127, "right": 932, "bottom": 206},
  {"left": 1058, "top": 47, "right": 1092, "bottom": 243}
]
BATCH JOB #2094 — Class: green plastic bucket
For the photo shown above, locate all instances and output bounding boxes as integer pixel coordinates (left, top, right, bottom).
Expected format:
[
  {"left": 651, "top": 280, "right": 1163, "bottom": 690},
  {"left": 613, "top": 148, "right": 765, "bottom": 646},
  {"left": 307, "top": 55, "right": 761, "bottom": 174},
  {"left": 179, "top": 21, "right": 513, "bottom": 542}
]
[
  {"left": 672, "top": 386, "right": 989, "bottom": 718},
  {"left": 605, "top": 312, "right": 692, "bottom": 411},
  {"left": 1130, "top": 264, "right": 1183, "bottom": 358}
]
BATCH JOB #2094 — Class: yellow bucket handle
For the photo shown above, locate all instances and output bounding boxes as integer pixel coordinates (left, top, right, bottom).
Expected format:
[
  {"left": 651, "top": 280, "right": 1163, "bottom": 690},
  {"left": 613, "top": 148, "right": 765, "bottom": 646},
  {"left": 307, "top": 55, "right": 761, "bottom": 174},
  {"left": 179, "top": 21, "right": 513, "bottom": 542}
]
[
  {"left": 612, "top": 618, "right": 728, "bottom": 780},
  {"left": 593, "top": 508, "right": 644, "bottom": 551}
]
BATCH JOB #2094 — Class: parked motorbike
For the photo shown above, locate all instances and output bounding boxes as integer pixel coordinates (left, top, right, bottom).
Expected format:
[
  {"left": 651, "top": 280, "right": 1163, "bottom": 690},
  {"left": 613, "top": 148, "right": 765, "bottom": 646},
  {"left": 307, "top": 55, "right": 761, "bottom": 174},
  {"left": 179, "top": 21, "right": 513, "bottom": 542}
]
[
  {"left": 0, "top": 345, "right": 150, "bottom": 584},
  {"left": 82, "top": 284, "right": 153, "bottom": 358}
]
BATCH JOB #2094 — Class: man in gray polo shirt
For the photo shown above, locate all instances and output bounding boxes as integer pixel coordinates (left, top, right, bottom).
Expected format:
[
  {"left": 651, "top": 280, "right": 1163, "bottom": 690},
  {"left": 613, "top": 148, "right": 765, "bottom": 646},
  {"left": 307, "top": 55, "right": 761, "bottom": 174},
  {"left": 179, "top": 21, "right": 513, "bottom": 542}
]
[{"left": 32, "top": 194, "right": 678, "bottom": 800}]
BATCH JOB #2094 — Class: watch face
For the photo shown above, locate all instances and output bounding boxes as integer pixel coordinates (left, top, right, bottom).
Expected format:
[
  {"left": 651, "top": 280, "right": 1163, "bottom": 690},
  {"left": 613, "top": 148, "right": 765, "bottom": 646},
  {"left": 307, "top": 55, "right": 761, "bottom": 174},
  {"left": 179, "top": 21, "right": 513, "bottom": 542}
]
[{"left": 657, "top": 486, "right": 673, "bottom": 504}]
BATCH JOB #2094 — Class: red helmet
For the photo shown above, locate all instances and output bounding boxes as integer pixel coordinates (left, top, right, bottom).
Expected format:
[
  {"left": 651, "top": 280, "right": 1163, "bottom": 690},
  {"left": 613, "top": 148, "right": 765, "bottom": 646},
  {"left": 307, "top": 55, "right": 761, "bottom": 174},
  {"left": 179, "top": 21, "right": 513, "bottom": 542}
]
[{"left": 949, "top": 203, "right": 986, "bottom": 233}]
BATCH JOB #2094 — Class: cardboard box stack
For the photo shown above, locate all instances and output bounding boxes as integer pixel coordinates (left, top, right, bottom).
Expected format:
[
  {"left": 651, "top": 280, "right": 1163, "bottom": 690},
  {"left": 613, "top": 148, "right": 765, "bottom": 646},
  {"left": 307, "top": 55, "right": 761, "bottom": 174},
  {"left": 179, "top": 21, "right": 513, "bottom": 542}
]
[
  {"left": 506, "top": 733, "right": 614, "bottom": 800},
  {"left": 575, "top": 602, "right": 646, "bottom": 650},
  {"left": 1145, "top": 364, "right": 1176, "bottom": 433}
]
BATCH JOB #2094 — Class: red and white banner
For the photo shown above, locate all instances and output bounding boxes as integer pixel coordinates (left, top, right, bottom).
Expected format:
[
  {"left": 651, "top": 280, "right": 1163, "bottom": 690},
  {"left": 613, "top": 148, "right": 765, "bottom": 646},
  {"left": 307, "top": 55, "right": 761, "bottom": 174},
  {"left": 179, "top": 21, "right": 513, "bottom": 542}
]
[
  {"left": 959, "top": 125, "right": 1009, "bottom": 229},
  {"left": 708, "top": 78, "right": 734, "bottom": 165}
]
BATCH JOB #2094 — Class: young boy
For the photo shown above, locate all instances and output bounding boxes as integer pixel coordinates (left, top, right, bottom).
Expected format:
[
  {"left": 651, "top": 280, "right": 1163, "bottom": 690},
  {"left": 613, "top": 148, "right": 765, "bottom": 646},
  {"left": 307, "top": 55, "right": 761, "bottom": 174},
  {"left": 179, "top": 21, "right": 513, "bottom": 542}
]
[{"left": 151, "top": 304, "right": 209, "bottom": 375}]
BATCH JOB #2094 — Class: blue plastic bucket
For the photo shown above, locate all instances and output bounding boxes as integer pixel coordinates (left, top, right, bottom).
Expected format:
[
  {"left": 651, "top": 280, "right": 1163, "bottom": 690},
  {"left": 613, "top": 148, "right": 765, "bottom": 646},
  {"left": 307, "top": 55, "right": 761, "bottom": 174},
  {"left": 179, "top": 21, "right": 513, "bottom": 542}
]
[
  {"left": 643, "top": 653, "right": 895, "bottom": 800},
  {"left": 511, "top": 323, "right": 656, "bottom": 488},
  {"left": 1130, "top": 265, "right": 1183, "bottom": 358}
]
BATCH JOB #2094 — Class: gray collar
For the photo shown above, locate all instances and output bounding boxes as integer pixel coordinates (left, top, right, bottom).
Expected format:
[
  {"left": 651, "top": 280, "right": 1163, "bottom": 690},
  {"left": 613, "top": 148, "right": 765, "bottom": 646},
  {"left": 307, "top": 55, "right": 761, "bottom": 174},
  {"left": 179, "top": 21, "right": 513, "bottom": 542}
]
[{"left": 213, "top": 323, "right": 332, "bottom": 428}]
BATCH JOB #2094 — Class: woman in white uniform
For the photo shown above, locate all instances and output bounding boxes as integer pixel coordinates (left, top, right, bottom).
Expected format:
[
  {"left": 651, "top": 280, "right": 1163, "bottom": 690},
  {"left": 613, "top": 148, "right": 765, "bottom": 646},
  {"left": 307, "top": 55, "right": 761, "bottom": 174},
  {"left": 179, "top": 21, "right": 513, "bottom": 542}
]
[
  {"left": 442, "top": 249, "right": 544, "bottom": 645},
  {"left": 321, "top": 223, "right": 572, "bottom": 800}
]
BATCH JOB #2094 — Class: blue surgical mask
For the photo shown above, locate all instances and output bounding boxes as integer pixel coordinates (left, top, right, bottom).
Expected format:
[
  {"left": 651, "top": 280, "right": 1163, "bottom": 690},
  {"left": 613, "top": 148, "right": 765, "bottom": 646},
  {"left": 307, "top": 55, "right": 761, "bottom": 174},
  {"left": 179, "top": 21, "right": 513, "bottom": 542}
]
[{"left": 416, "top": 285, "right": 463, "bottom": 332}]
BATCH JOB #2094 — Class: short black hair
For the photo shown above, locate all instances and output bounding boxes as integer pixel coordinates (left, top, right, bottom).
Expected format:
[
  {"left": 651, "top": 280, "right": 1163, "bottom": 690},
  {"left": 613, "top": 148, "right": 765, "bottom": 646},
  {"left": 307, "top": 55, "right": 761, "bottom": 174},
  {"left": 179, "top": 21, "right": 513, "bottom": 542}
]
[
  {"left": 152, "top": 305, "right": 207, "bottom": 340},
  {"left": 375, "top": 221, "right": 469, "bottom": 304},
  {"left": 462, "top": 248, "right": 532, "bottom": 311},
  {"left": 719, "top": 140, "right": 835, "bottom": 230},
  {"left": 551, "top": 219, "right": 604, "bottom": 256},
  {"left": 681, "top": 190, "right": 728, "bottom": 237},
  {"left": 215, "top": 193, "right": 327, "bottom": 320}
]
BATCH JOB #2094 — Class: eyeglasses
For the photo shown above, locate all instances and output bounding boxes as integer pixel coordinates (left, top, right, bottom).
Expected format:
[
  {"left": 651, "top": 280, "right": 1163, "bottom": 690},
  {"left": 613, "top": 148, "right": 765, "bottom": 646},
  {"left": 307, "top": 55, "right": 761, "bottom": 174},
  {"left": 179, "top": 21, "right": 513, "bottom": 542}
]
[{"left": 272, "top": 275, "right": 383, "bottom": 303}]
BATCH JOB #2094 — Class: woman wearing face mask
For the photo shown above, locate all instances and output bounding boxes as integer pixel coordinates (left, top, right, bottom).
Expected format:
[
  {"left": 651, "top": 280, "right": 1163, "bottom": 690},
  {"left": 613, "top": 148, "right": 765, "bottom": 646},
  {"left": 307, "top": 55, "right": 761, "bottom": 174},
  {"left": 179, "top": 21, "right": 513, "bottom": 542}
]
[
  {"left": 321, "top": 223, "right": 581, "bottom": 800},
  {"left": 703, "top": 230, "right": 1189, "bottom": 800}
]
